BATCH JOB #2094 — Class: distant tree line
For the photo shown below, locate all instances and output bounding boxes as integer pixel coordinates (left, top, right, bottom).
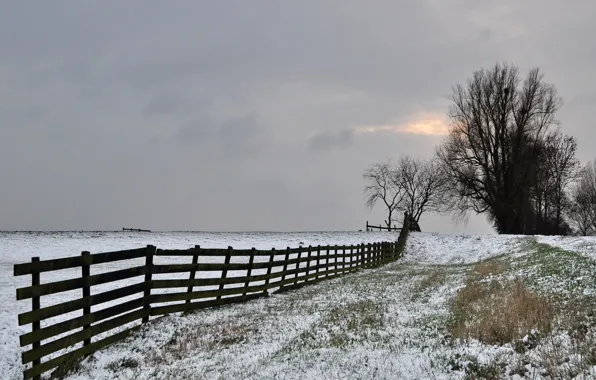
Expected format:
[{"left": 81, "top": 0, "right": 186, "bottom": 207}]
[{"left": 363, "top": 63, "right": 596, "bottom": 235}]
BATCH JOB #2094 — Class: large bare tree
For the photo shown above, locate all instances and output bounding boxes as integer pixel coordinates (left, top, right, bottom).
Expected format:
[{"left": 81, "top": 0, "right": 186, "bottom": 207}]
[
  {"left": 568, "top": 159, "right": 596, "bottom": 235},
  {"left": 437, "top": 63, "right": 562, "bottom": 234},
  {"left": 362, "top": 161, "right": 404, "bottom": 228}
]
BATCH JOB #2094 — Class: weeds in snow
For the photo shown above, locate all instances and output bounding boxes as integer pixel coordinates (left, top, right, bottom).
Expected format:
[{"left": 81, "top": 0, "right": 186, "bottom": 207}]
[
  {"left": 146, "top": 321, "right": 257, "bottom": 365},
  {"left": 472, "top": 259, "right": 508, "bottom": 279},
  {"left": 448, "top": 278, "right": 554, "bottom": 345}
]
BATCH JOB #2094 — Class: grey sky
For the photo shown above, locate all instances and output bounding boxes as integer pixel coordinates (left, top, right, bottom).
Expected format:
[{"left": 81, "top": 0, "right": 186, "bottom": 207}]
[{"left": 1, "top": 1, "right": 595, "bottom": 232}]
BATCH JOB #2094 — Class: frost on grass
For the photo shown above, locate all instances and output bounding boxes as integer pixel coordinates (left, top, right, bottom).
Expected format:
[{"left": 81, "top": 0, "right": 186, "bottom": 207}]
[
  {"left": 6, "top": 232, "right": 596, "bottom": 379},
  {"left": 61, "top": 233, "right": 596, "bottom": 379},
  {"left": 64, "top": 258, "right": 463, "bottom": 380},
  {"left": 444, "top": 239, "right": 596, "bottom": 379},
  {"left": 1, "top": 231, "right": 393, "bottom": 380}
]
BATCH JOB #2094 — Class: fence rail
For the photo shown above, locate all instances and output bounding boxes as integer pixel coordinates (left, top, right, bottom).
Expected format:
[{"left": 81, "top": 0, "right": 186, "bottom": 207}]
[
  {"left": 14, "top": 222, "right": 410, "bottom": 379},
  {"left": 365, "top": 221, "right": 402, "bottom": 232}
]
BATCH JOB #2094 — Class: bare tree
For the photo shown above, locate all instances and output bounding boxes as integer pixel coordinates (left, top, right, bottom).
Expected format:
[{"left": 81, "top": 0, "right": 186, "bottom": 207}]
[
  {"left": 395, "top": 155, "right": 450, "bottom": 223},
  {"left": 437, "top": 63, "right": 562, "bottom": 234},
  {"left": 568, "top": 159, "right": 596, "bottom": 235},
  {"left": 532, "top": 131, "right": 580, "bottom": 233},
  {"left": 363, "top": 161, "right": 404, "bottom": 228}
]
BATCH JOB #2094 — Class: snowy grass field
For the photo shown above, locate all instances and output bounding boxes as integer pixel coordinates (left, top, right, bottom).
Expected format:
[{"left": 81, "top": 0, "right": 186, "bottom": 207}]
[
  {"left": 2, "top": 231, "right": 596, "bottom": 379},
  {"left": 0, "top": 231, "right": 393, "bottom": 380}
]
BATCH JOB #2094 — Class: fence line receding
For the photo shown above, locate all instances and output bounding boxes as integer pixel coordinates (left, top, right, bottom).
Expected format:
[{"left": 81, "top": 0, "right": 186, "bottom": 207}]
[{"left": 14, "top": 222, "right": 410, "bottom": 380}]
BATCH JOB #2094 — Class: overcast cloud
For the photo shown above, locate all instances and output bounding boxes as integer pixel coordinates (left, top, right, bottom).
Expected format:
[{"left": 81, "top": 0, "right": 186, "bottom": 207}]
[{"left": 1, "top": 1, "right": 595, "bottom": 233}]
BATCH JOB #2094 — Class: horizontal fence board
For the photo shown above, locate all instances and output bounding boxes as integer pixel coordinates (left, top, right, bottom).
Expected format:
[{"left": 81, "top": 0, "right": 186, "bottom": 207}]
[
  {"left": 156, "top": 248, "right": 273, "bottom": 257},
  {"left": 151, "top": 257, "right": 356, "bottom": 294},
  {"left": 151, "top": 282, "right": 269, "bottom": 304},
  {"left": 17, "top": 266, "right": 147, "bottom": 300},
  {"left": 14, "top": 248, "right": 147, "bottom": 276},
  {"left": 152, "top": 254, "right": 358, "bottom": 275},
  {"left": 150, "top": 292, "right": 264, "bottom": 316},
  {"left": 23, "top": 324, "right": 140, "bottom": 380},
  {"left": 19, "top": 282, "right": 145, "bottom": 325},
  {"left": 154, "top": 245, "right": 363, "bottom": 258},
  {"left": 22, "top": 308, "right": 148, "bottom": 365},
  {"left": 20, "top": 297, "right": 145, "bottom": 347},
  {"left": 151, "top": 272, "right": 273, "bottom": 289}
]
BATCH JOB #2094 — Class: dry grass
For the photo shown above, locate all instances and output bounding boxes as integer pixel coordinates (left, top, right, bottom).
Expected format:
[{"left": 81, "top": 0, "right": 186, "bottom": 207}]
[
  {"left": 472, "top": 260, "right": 507, "bottom": 279},
  {"left": 448, "top": 279, "right": 555, "bottom": 345},
  {"left": 418, "top": 270, "right": 446, "bottom": 290},
  {"left": 146, "top": 321, "right": 257, "bottom": 365},
  {"left": 410, "top": 269, "right": 447, "bottom": 301}
]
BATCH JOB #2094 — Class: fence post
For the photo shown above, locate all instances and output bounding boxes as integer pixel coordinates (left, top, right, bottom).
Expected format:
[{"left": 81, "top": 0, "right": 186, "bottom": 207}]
[
  {"left": 242, "top": 248, "right": 255, "bottom": 301},
  {"left": 387, "top": 242, "right": 391, "bottom": 262},
  {"left": 305, "top": 246, "right": 312, "bottom": 283},
  {"left": 143, "top": 245, "right": 155, "bottom": 323},
  {"left": 217, "top": 246, "right": 233, "bottom": 301},
  {"left": 316, "top": 245, "right": 321, "bottom": 279},
  {"left": 294, "top": 246, "right": 303, "bottom": 286},
  {"left": 372, "top": 243, "right": 377, "bottom": 267},
  {"left": 30, "top": 257, "right": 40, "bottom": 380},
  {"left": 263, "top": 248, "right": 275, "bottom": 296},
  {"left": 81, "top": 251, "right": 91, "bottom": 346},
  {"left": 342, "top": 246, "right": 346, "bottom": 274},
  {"left": 387, "top": 242, "right": 392, "bottom": 262},
  {"left": 349, "top": 246, "right": 354, "bottom": 271},
  {"left": 325, "top": 246, "right": 331, "bottom": 277},
  {"left": 376, "top": 243, "right": 380, "bottom": 266},
  {"left": 186, "top": 245, "right": 200, "bottom": 306},
  {"left": 278, "top": 247, "right": 291, "bottom": 291}
]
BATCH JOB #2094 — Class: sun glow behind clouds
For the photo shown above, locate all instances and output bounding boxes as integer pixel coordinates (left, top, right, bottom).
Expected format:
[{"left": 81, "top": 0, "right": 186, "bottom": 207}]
[{"left": 356, "top": 113, "right": 449, "bottom": 136}]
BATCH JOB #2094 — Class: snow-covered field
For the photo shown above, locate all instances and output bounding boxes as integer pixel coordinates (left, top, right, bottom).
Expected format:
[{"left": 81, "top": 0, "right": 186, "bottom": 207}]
[
  {"left": 2, "top": 231, "right": 596, "bottom": 379},
  {"left": 535, "top": 235, "right": 596, "bottom": 261},
  {"left": 0, "top": 231, "right": 395, "bottom": 380}
]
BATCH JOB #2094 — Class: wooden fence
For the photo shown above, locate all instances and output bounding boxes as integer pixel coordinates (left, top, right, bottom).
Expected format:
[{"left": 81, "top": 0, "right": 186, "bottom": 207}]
[
  {"left": 14, "top": 226, "right": 410, "bottom": 379},
  {"left": 122, "top": 228, "right": 151, "bottom": 232},
  {"left": 366, "top": 221, "right": 402, "bottom": 232}
]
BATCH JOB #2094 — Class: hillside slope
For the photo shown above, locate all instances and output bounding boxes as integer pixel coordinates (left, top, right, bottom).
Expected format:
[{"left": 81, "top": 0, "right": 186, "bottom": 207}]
[{"left": 52, "top": 232, "right": 596, "bottom": 379}]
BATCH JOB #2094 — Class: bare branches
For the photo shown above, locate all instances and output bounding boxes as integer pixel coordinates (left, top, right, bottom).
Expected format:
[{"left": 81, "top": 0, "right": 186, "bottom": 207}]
[
  {"left": 438, "top": 63, "right": 564, "bottom": 234},
  {"left": 362, "top": 161, "right": 405, "bottom": 228},
  {"left": 395, "top": 156, "right": 450, "bottom": 223},
  {"left": 568, "top": 159, "right": 596, "bottom": 235},
  {"left": 363, "top": 156, "right": 449, "bottom": 229}
]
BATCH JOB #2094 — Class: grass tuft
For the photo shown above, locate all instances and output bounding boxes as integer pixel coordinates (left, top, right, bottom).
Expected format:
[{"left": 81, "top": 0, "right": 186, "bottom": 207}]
[{"left": 448, "top": 278, "right": 554, "bottom": 345}]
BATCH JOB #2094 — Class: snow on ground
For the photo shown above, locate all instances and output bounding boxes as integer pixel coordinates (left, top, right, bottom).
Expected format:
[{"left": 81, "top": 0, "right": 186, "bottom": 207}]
[
  {"left": 3, "top": 231, "right": 596, "bottom": 379},
  {"left": 62, "top": 252, "right": 464, "bottom": 380},
  {"left": 0, "top": 231, "right": 395, "bottom": 380},
  {"left": 401, "top": 232, "right": 527, "bottom": 265},
  {"left": 535, "top": 235, "right": 596, "bottom": 261}
]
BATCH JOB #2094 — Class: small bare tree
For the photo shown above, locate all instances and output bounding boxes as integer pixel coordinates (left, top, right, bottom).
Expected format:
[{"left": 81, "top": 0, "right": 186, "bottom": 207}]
[
  {"left": 568, "top": 159, "right": 596, "bottom": 235},
  {"left": 395, "top": 155, "right": 450, "bottom": 223},
  {"left": 532, "top": 131, "right": 581, "bottom": 233},
  {"left": 363, "top": 161, "right": 404, "bottom": 228}
]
